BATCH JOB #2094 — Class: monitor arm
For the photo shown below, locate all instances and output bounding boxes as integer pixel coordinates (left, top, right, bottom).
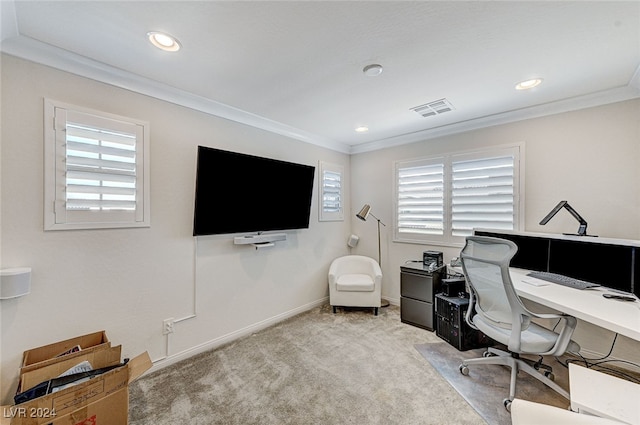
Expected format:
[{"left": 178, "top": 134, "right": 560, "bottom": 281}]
[{"left": 539, "top": 201, "right": 593, "bottom": 236}]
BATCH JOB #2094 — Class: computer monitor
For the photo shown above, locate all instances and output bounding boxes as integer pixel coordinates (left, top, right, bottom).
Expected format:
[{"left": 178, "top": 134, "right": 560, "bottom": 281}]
[
  {"left": 473, "top": 229, "right": 639, "bottom": 296},
  {"left": 548, "top": 239, "right": 635, "bottom": 295},
  {"left": 474, "top": 231, "right": 550, "bottom": 272}
]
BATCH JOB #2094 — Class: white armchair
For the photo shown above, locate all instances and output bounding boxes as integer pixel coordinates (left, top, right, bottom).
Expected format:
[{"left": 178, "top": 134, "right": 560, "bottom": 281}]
[{"left": 328, "top": 255, "right": 382, "bottom": 315}]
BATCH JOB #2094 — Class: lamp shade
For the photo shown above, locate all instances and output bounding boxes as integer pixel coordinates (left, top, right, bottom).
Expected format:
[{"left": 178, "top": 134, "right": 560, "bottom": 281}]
[
  {"left": 0, "top": 267, "right": 31, "bottom": 299},
  {"left": 356, "top": 204, "right": 371, "bottom": 221}
]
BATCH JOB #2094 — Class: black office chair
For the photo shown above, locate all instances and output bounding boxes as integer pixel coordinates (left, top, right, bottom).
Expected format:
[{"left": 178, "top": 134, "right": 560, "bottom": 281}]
[{"left": 458, "top": 236, "right": 580, "bottom": 411}]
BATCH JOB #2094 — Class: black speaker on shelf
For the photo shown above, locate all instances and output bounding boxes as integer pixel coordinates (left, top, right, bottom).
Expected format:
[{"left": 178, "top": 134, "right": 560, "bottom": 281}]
[
  {"left": 441, "top": 277, "right": 466, "bottom": 297},
  {"left": 423, "top": 251, "right": 443, "bottom": 268}
]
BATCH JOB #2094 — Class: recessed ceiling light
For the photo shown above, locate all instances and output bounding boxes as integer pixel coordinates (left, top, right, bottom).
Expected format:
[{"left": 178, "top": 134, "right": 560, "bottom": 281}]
[
  {"left": 363, "top": 64, "right": 383, "bottom": 77},
  {"left": 147, "top": 31, "right": 181, "bottom": 52},
  {"left": 515, "top": 78, "right": 543, "bottom": 90},
  {"left": 355, "top": 126, "right": 369, "bottom": 133}
]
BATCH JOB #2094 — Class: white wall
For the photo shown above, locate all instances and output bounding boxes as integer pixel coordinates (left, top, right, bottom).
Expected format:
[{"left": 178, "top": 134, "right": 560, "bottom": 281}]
[
  {"left": 350, "top": 98, "right": 640, "bottom": 361},
  {"left": 2, "top": 52, "right": 639, "bottom": 402},
  {"left": 0, "top": 55, "right": 351, "bottom": 403}
]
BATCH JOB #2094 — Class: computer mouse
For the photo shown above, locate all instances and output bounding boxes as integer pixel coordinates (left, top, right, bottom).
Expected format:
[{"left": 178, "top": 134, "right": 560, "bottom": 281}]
[{"left": 602, "top": 293, "right": 636, "bottom": 302}]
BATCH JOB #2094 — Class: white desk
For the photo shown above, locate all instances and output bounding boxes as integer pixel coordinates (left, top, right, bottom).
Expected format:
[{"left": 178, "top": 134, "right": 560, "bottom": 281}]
[
  {"left": 569, "top": 363, "right": 640, "bottom": 424},
  {"left": 509, "top": 268, "right": 640, "bottom": 342}
]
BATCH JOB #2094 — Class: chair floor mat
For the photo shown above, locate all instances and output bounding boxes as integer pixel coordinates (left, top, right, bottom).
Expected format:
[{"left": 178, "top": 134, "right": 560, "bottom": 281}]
[{"left": 415, "top": 342, "right": 569, "bottom": 425}]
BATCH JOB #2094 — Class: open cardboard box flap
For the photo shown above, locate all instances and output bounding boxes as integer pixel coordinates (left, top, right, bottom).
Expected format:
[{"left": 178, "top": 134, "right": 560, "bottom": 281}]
[
  {"left": 21, "top": 331, "right": 109, "bottom": 370},
  {"left": 127, "top": 350, "right": 152, "bottom": 384}
]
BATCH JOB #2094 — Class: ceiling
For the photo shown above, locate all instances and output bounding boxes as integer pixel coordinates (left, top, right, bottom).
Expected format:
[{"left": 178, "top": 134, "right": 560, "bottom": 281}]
[{"left": 2, "top": 1, "right": 639, "bottom": 153}]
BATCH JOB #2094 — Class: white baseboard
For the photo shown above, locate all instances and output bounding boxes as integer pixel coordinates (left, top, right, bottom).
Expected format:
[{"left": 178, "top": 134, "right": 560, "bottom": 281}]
[
  {"left": 384, "top": 296, "right": 400, "bottom": 306},
  {"left": 147, "top": 297, "right": 329, "bottom": 375}
]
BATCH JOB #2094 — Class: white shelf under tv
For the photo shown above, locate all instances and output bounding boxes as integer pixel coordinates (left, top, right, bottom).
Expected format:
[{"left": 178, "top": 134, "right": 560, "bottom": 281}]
[{"left": 233, "top": 233, "right": 287, "bottom": 248}]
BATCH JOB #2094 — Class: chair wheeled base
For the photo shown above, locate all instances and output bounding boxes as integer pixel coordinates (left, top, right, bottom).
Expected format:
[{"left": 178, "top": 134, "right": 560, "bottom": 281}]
[{"left": 459, "top": 346, "right": 569, "bottom": 411}]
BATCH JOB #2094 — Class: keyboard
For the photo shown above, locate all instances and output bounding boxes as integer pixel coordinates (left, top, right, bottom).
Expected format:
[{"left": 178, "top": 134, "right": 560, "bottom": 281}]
[{"left": 526, "top": 271, "right": 601, "bottom": 290}]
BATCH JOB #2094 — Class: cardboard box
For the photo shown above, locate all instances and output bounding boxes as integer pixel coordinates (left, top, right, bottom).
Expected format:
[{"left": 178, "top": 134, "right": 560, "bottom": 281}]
[
  {"left": 3, "top": 332, "right": 151, "bottom": 425},
  {"left": 5, "top": 351, "right": 151, "bottom": 425},
  {"left": 21, "top": 331, "right": 110, "bottom": 371}
]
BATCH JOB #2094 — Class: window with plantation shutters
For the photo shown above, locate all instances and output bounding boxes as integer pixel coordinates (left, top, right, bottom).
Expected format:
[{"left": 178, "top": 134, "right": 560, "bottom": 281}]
[
  {"left": 396, "top": 159, "right": 444, "bottom": 236},
  {"left": 319, "top": 161, "right": 344, "bottom": 221},
  {"left": 451, "top": 154, "right": 515, "bottom": 237},
  {"left": 44, "top": 100, "right": 150, "bottom": 230},
  {"left": 394, "top": 145, "right": 521, "bottom": 246}
]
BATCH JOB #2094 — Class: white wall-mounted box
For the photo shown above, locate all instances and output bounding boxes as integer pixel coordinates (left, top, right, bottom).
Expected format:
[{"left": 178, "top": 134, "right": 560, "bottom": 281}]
[{"left": 0, "top": 267, "right": 31, "bottom": 299}]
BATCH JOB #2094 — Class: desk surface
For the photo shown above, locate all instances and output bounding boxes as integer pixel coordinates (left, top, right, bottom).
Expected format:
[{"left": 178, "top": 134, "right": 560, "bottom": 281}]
[
  {"left": 569, "top": 363, "right": 640, "bottom": 424},
  {"left": 510, "top": 268, "right": 640, "bottom": 342}
]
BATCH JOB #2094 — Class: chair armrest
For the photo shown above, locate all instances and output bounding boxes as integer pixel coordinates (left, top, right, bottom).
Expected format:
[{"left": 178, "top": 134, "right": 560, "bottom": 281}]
[
  {"left": 528, "top": 311, "right": 572, "bottom": 321},
  {"left": 522, "top": 310, "right": 579, "bottom": 356},
  {"left": 362, "top": 258, "right": 382, "bottom": 281}
]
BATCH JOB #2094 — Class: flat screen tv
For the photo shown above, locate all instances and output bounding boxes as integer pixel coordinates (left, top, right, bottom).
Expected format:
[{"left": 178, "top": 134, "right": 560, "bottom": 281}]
[{"left": 193, "top": 146, "right": 316, "bottom": 236}]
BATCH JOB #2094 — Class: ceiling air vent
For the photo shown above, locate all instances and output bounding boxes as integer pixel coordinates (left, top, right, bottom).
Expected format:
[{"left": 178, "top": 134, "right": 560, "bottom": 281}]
[{"left": 410, "top": 98, "right": 455, "bottom": 118}]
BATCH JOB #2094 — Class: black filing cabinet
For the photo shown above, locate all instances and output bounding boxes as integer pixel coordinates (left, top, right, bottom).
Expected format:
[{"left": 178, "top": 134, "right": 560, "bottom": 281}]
[{"left": 400, "top": 264, "right": 445, "bottom": 330}]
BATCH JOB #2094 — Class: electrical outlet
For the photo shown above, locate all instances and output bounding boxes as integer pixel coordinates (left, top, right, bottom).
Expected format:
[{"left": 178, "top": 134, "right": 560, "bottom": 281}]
[{"left": 163, "top": 318, "right": 174, "bottom": 335}]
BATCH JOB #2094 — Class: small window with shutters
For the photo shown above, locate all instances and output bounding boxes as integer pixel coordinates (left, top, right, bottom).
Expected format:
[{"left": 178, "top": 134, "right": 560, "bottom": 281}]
[
  {"left": 394, "top": 145, "right": 522, "bottom": 246},
  {"left": 318, "top": 161, "right": 344, "bottom": 221},
  {"left": 44, "top": 99, "right": 150, "bottom": 230},
  {"left": 396, "top": 158, "right": 445, "bottom": 237}
]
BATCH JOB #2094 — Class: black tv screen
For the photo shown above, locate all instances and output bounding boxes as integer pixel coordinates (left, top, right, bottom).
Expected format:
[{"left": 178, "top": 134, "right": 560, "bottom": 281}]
[{"left": 193, "top": 146, "right": 315, "bottom": 236}]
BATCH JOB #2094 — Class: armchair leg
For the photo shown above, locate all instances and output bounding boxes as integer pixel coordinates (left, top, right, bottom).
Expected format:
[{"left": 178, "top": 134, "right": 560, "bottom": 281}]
[
  {"left": 332, "top": 306, "right": 337, "bottom": 313},
  {"left": 374, "top": 307, "right": 378, "bottom": 316}
]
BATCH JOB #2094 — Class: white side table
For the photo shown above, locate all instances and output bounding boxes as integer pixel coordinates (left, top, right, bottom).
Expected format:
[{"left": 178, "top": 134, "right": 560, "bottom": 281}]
[{"left": 569, "top": 363, "right": 640, "bottom": 424}]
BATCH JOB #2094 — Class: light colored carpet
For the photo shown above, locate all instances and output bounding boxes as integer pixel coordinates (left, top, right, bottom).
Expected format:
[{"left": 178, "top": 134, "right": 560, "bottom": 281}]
[{"left": 129, "top": 305, "right": 486, "bottom": 424}]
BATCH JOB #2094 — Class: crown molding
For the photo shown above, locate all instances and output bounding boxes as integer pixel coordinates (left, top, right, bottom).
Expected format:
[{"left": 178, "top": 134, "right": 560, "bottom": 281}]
[
  {"left": 349, "top": 84, "right": 640, "bottom": 154},
  {"left": 0, "top": 35, "right": 352, "bottom": 154},
  {"left": 2, "top": 34, "right": 638, "bottom": 156}
]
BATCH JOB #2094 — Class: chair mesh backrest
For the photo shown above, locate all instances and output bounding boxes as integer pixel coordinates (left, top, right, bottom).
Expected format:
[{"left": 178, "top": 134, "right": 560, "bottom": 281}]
[{"left": 461, "top": 236, "right": 519, "bottom": 327}]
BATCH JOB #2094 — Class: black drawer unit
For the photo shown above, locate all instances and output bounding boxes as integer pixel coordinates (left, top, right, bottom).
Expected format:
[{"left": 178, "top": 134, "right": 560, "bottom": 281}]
[
  {"left": 435, "top": 293, "right": 492, "bottom": 351},
  {"left": 400, "top": 264, "right": 444, "bottom": 330}
]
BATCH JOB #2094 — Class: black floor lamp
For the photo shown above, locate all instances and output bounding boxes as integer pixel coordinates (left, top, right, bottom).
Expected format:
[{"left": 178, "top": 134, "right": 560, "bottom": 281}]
[{"left": 356, "top": 204, "right": 390, "bottom": 307}]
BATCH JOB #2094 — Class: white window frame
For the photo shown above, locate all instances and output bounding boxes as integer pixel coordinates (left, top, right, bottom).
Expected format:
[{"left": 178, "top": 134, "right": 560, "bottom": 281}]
[
  {"left": 318, "top": 161, "right": 344, "bottom": 222},
  {"left": 44, "top": 99, "right": 150, "bottom": 230},
  {"left": 394, "top": 143, "right": 524, "bottom": 247}
]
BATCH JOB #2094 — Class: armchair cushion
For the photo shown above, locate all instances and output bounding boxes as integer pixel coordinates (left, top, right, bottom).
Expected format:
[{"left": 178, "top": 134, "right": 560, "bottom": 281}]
[{"left": 336, "top": 274, "right": 375, "bottom": 292}]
